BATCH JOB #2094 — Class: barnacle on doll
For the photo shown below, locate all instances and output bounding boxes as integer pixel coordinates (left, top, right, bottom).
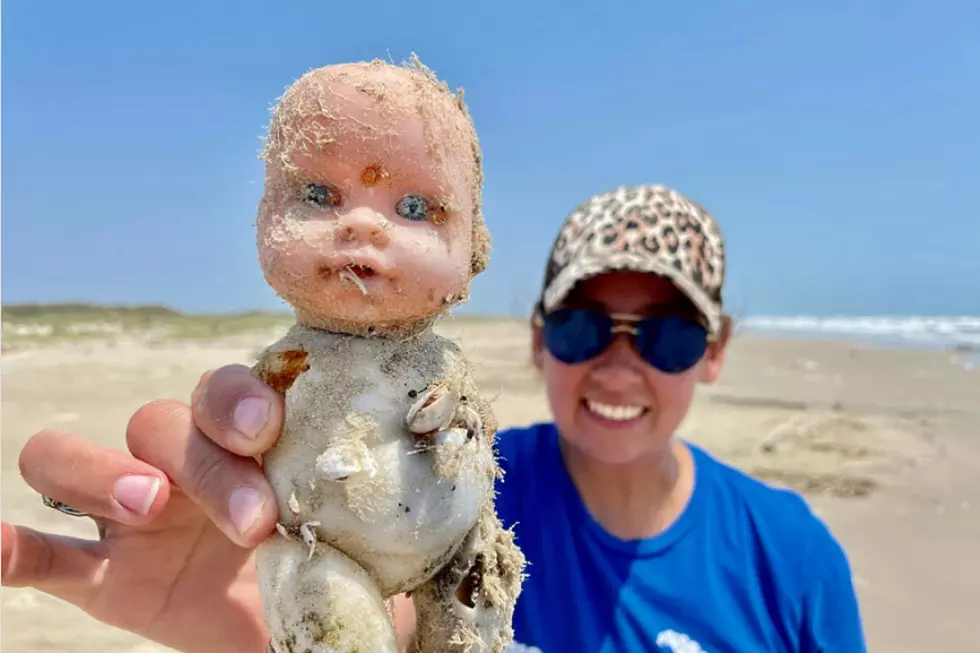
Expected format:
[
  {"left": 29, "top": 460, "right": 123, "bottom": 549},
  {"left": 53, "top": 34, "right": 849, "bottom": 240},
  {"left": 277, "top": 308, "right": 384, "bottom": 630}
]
[{"left": 250, "top": 58, "right": 525, "bottom": 653}]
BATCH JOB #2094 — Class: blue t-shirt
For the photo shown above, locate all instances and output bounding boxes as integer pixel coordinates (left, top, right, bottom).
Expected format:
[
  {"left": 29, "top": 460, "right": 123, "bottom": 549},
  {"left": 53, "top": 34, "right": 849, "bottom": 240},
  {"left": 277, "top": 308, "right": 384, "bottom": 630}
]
[{"left": 493, "top": 422, "right": 867, "bottom": 653}]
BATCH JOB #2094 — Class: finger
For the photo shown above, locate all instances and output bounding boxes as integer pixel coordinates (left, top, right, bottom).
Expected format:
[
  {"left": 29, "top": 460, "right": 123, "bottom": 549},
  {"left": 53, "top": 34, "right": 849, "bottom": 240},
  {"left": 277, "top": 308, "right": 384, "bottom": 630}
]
[
  {"left": 19, "top": 429, "right": 171, "bottom": 524},
  {"left": 2, "top": 522, "right": 105, "bottom": 608},
  {"left": 196, "top": 368, "right": 216, "bottom": 389},
  {"left": 191, "top": 364, "right": 284, "bottom": 457},
  {"left": 126, "top": 399, "right": 279, "bottom": 547}
]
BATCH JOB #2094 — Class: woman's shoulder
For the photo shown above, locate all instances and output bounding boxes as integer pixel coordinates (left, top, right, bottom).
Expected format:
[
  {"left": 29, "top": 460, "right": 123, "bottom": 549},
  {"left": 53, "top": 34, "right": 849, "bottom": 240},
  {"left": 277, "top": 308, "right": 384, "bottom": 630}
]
[
  {"left": 688, "top": 441, "right": 856, "bottom": 588},
  {"left": 494, "top": 421, "right": 555, "bottom": 464},
  {"left": 490, "top": 422, "right": 559, "bottom": 520},
  {"left": 692, "top": 443, "right": 835, "bottom": 533},
  {"left": 690, "top": 442, "right": 829, "bottom": 529},
  {"left": 687, "top": 444, "right": 866, "bottom": 648}
]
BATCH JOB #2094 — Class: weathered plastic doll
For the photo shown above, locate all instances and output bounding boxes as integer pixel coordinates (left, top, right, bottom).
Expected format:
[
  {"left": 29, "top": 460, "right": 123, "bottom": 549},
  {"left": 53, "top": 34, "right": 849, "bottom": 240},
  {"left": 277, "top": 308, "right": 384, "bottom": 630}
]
[{"left": 249, "top": 59, "right": 525, "bottom": 653}]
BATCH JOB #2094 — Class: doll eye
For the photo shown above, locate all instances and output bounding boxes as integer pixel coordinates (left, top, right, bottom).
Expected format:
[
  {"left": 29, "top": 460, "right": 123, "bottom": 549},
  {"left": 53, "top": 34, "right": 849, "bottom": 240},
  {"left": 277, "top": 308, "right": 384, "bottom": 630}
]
[
  {"left": 302, "top": 183, "right": 340, "bottom": 208},
  {"left": 395, "top": 195, "right": 431, "bottom": 222}
]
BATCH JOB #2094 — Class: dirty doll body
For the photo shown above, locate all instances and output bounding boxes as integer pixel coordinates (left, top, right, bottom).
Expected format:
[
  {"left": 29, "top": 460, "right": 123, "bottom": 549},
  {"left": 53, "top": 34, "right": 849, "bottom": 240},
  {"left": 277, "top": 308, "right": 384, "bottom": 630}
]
[{"left": 250, "top": 60, "right": 524, "bottom": 653}]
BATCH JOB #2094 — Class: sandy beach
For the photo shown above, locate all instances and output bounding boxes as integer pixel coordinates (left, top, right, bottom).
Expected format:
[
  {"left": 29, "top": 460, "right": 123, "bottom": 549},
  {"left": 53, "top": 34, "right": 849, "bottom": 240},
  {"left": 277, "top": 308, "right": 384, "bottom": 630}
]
[{"left": 2, "top": 318, "right": 977, "bottom": 652}]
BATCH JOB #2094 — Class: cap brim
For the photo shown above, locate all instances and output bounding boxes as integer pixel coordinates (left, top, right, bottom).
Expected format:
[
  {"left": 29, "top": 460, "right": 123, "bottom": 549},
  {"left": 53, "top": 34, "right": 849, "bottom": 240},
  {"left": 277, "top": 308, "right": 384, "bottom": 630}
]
[{"left": 542, "top": 255, "right": 722, "bottom": 336}]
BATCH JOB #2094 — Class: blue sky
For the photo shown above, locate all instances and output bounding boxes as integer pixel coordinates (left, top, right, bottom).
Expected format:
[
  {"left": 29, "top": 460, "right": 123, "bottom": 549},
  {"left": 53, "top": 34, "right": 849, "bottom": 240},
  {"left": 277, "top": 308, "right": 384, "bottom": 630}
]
[{"left": 3, "top": 1, "right": 978, "bottom": 317}]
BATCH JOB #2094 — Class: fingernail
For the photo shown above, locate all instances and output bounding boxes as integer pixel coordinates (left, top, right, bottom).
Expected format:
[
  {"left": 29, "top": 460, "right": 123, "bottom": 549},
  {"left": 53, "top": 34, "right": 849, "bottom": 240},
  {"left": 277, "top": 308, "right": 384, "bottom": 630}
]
[
  {"left": 229, "top": 486, "right": 266, "bottom": 537},
  {"left": 113, "top": 475, "right": 162, "bottom": 515},
  {"left": 234, "top": 397, "right": 269, "bottom": 439}
]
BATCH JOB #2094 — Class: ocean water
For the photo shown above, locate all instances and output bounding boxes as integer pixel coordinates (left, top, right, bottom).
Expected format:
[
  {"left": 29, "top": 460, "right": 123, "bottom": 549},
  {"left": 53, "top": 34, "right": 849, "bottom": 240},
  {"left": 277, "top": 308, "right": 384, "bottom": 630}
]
[{"left": 738, "top": 316, "right": 980, "bottom": 363}]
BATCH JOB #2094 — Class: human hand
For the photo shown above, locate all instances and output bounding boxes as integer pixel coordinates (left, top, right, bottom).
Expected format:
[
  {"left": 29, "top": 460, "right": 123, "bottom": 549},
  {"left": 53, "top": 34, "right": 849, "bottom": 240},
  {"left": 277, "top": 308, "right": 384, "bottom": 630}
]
[{"left": 1, "top": 364, "right": 286, "bottom": 653}]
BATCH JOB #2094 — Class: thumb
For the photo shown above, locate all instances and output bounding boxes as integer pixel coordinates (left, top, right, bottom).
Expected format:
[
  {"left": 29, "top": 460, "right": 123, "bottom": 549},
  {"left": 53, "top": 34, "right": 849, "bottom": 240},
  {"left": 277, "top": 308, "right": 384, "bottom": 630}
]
[{"left": 2, "top": 522, "right": 104, "bottom": 606}]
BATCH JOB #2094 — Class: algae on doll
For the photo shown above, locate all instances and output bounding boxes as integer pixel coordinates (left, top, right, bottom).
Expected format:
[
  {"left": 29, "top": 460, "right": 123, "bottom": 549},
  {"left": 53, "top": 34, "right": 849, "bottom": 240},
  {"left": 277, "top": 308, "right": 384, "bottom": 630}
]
[{"left": 249, "top": 57, "right": 525, "bottom": 653}]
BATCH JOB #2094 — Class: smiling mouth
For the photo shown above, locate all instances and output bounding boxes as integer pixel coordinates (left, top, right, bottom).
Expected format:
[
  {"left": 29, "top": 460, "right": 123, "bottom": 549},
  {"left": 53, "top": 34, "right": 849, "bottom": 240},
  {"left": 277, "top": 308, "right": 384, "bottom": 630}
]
[{"left": 584, "top": 399, "right": 648, "bottom": 422}]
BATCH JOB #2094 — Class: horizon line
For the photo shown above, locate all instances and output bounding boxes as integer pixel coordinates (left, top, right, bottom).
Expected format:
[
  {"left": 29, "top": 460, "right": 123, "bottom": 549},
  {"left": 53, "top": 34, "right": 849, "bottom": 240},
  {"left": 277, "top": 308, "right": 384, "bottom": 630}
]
[{"left": 2, "top": 302, "right": 977, "bottom": 321}]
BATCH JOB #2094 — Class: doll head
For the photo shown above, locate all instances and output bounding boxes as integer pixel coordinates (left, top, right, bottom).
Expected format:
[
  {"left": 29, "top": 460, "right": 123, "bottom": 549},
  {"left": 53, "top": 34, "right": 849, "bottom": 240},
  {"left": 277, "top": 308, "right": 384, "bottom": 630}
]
[{"left": 256, "top": 58, "right": 490, "bottom": 336}]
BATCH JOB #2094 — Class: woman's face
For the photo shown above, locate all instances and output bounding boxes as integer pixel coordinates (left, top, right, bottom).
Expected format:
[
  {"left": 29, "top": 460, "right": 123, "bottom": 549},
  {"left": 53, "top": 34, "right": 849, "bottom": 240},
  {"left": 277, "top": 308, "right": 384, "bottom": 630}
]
[{"left": 531, "top": 270, "right": 730, "bottom": 466}]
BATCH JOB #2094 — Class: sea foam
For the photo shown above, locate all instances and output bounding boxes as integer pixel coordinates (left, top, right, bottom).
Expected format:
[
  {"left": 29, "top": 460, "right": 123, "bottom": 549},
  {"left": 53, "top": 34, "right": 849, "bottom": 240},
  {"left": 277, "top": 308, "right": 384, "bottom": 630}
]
[{"left": 740, "top": 315, "right": 980, "bottom": 350}]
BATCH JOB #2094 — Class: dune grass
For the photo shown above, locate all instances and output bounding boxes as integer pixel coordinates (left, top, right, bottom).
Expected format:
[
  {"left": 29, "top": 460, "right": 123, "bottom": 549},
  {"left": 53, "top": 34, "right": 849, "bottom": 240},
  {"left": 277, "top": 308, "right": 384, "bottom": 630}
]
[
  {"left": 1, "top": 303, "right": 295, "bottom": 351},
  {"left": 1, "top": 303, "right": 516, "bottom": 352}
]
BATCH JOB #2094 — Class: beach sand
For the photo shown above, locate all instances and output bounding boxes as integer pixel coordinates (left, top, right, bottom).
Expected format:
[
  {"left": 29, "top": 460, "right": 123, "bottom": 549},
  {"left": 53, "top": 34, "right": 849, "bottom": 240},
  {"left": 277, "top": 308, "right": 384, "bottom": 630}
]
[{"left": 2, "top": 319, "right": 977, "bottom": 652}]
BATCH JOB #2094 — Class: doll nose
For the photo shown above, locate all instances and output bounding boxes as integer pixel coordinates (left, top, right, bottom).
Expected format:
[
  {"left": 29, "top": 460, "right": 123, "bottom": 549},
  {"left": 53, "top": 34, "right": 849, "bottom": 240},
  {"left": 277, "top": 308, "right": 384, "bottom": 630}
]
[{"left": 336, "top": 207, "right": 390, "bottom": 247}]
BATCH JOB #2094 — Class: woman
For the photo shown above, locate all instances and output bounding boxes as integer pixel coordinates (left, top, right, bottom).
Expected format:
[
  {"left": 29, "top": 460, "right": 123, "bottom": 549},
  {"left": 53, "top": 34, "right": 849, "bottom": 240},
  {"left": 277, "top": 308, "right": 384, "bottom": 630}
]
[{"left": 2, "top": 184, "right": 867, "bottom": 653}]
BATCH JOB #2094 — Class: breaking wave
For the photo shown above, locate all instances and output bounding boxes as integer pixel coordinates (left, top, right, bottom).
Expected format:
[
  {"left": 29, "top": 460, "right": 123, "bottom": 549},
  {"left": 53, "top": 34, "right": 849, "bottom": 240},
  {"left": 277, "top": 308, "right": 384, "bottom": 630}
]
[{"left": 740, "top": 315, "right": 980, "bottom": 350}]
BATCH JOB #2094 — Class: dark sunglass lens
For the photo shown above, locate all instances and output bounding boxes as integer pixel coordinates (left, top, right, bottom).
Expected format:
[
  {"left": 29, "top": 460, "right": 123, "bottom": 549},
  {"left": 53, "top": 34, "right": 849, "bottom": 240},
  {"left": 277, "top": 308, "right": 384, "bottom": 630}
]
[
  {"left": 636, "top": 317, "right": 709, "bottom": 373},
  {"left": 543, "top": 309, "right": 610, "bottom": 364}
]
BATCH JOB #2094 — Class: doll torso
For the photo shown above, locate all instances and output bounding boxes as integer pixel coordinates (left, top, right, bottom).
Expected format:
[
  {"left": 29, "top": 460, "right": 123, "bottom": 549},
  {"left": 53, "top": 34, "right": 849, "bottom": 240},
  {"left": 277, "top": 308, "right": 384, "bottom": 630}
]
[{"left": 255, "top": 324, "right": 497, "bottom": 596}]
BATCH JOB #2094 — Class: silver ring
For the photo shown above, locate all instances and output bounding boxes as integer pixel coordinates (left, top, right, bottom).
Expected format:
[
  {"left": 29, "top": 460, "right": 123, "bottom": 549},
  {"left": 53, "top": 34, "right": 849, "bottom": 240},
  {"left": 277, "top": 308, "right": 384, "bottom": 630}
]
[{"left": 42, "top": 494, "right": 90, "bottom": 518}]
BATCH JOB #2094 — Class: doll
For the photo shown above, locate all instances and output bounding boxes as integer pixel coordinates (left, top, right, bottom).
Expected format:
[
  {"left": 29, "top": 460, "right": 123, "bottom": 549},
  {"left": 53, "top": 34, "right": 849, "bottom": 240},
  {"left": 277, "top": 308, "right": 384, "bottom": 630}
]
[{"left": 250, "top": 58, "right": 525, "bottom": 653}]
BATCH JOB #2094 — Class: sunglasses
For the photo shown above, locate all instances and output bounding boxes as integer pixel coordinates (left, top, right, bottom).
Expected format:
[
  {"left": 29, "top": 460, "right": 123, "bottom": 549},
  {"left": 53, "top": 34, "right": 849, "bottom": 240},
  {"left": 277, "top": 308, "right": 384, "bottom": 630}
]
[{"left": 533, "top": 308, "right": 713, "bottom": 374}]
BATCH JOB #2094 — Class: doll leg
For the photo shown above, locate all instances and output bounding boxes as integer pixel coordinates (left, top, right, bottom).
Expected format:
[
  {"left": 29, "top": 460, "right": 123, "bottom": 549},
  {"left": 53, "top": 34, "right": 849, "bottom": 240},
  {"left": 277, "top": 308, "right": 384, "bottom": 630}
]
[
  {"left": 257, "top": 536, "right": 399, "bottom": 653},
  {"left": 411, "top": 507, "right": 526, "bottom": 653}
]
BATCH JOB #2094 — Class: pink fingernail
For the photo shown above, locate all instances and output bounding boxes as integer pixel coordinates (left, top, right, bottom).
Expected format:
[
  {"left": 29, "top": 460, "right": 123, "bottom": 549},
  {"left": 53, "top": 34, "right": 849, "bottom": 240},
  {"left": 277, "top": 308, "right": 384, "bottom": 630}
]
[
  {"left": 229, "top": 486, "right": 266, "bottom": 537},
  {"left": 113, "top": 475, "right": 162, "bottom": 515},
  {"left": 234, "top": 397, "right": 270, "bottom": 439}
]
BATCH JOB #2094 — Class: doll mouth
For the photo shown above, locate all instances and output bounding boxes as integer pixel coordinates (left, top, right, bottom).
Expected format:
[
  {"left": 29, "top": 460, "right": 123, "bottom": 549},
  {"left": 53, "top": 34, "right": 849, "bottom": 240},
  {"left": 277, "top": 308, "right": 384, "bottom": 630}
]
[
  {"left": 340, "top": 266, "right": 371, "bottom": 295},
  {"left": 346, "top": 264, "right": 377, "bottom": 279},
  {"left": 317, "top": 263, "right": 381, "bottom": 280},
  {"left": 318, "top": 263, "right": 383, "bottom": 296}
]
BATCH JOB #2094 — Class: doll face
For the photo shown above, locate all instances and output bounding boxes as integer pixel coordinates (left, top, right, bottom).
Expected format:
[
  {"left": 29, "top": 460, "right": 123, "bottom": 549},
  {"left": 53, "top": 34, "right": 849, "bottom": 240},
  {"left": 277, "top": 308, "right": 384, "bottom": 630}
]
[{"left": 256, "top": 62, "right": 480, "bottom": 332}]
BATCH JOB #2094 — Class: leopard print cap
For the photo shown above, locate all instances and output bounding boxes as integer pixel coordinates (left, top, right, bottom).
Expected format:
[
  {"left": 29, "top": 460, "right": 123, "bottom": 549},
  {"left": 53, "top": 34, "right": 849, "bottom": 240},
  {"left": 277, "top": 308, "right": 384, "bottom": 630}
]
[{"left": 539, "top": 184, "right": 726, "bottom": 336}]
